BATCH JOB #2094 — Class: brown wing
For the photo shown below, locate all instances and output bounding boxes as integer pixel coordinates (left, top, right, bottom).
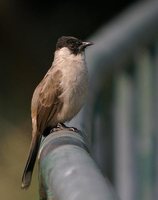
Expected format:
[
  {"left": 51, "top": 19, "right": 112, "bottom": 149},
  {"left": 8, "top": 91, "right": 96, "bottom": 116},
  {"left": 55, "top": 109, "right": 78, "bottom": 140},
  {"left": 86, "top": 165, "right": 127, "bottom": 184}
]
[{"left": 35, "top": 69, "right": 63, "bottom": 133}]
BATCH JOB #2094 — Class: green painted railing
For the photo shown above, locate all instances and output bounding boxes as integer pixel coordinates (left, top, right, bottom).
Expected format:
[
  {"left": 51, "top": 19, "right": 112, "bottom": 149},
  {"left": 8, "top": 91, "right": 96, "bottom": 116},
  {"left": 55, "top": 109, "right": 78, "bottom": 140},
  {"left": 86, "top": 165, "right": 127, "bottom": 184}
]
[
  {"left": 38, "top": 130, "right": 118, "bottom": 200},
  {"left": 72, "top": 1, "right": 158, "bottom": 200}
]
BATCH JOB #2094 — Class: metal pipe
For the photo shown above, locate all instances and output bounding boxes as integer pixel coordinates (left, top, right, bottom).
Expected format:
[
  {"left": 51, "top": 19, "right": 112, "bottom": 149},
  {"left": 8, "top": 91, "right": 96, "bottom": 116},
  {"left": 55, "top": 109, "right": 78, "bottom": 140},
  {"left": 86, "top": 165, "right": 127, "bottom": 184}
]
[{"left": 38, "top": 130, "right": 118, "bottom": 200}]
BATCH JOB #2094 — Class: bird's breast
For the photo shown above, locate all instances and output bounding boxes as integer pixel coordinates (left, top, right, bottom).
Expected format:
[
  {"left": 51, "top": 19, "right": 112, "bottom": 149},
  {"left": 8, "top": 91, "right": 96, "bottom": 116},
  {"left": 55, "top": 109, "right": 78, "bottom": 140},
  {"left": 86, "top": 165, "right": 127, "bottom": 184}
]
[{"left": 56, "top": 57, "right": 88, "bottom": 122}]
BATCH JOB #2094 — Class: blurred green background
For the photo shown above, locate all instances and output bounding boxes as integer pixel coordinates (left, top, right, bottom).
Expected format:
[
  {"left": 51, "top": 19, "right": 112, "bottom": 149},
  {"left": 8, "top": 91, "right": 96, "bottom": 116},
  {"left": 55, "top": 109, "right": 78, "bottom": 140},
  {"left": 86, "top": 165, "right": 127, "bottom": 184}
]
[{"left": 0, "top": 0, "right": 141, "bottom": 200}]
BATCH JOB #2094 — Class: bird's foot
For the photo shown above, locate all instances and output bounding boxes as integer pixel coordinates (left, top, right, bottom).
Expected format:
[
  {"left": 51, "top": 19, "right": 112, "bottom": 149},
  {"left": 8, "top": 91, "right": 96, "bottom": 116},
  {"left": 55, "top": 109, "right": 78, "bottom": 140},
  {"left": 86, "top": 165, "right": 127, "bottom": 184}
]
[{"left": 51, "top": 123, "right": 79, "bottom": 133}]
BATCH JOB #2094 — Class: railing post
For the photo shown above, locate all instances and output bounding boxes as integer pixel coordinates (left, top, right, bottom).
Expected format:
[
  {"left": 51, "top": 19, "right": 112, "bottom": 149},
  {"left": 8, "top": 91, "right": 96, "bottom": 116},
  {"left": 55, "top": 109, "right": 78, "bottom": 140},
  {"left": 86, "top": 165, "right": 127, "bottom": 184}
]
[{"left": 38, "top": 130, "right": 118, "bottom": 200}]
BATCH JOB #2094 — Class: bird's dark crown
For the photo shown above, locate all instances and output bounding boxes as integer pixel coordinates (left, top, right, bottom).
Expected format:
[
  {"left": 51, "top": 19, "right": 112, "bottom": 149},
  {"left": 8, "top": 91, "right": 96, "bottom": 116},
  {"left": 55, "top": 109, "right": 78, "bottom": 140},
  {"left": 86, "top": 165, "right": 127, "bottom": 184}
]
[{"left": 56, "top": 36, "right": 92, "bottom": 55}]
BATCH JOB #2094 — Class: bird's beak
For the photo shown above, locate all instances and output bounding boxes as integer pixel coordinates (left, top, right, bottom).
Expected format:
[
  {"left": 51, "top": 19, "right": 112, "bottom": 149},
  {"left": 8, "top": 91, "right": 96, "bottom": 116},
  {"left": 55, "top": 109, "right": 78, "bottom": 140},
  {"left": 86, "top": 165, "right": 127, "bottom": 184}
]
[
  {"left": 79, "top": 41, "right": 93, "bottom": 51},
  {"left": 82, "top": 41, "right": 94, "bottom": 48}
]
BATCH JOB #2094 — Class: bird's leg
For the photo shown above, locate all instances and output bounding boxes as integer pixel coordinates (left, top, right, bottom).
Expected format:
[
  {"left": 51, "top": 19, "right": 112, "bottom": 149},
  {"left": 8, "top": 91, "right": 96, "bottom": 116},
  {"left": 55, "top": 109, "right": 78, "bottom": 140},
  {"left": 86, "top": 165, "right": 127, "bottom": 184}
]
[{"left": 51, "top": 123, "right": 79, "bottom": 132}]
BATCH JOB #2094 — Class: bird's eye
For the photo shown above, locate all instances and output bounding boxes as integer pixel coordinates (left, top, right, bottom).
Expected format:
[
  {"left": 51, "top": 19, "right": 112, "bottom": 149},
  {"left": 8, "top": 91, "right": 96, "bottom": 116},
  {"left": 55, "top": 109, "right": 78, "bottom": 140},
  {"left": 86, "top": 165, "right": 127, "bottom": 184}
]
[{"left": 76, "top": 41, "right": 81, "bottom": 46}]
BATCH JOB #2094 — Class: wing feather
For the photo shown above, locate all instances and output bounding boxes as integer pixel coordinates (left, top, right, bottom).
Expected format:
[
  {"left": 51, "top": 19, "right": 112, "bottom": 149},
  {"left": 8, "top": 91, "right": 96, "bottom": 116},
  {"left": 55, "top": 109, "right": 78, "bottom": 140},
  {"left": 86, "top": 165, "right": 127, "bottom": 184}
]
[{"left": 32, "top": 69, "right": 63, "bottom": 133}]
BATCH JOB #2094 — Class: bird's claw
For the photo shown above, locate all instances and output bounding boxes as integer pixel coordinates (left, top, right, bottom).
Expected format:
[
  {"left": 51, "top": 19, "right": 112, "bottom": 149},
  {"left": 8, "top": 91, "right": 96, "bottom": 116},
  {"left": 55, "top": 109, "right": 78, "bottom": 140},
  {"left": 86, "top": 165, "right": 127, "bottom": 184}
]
[{"left": 51, "top": 123, "right": 79, "bottom": 133}]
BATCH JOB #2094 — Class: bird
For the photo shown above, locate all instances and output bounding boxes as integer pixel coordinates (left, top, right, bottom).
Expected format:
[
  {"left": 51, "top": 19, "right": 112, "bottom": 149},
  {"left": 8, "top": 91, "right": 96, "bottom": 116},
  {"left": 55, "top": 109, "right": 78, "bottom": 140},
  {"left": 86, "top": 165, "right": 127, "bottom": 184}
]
[{"left": 21, "top": 36, "right": 93, "bottom": 189}]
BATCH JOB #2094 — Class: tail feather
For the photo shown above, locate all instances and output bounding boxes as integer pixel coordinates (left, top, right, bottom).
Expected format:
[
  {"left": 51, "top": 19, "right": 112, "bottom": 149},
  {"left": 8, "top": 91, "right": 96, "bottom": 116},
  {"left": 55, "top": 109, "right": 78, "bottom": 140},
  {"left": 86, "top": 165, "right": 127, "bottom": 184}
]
[{"left": 21, "top": 134, "right": 41, "bottom": 189}]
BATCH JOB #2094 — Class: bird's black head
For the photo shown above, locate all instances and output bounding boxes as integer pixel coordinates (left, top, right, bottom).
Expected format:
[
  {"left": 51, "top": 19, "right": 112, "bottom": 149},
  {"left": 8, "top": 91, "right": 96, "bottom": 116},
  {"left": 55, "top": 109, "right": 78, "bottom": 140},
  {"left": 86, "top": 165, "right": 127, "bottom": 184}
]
[{"left": 56, "top": 36, "right": 93, "bottom": 55}]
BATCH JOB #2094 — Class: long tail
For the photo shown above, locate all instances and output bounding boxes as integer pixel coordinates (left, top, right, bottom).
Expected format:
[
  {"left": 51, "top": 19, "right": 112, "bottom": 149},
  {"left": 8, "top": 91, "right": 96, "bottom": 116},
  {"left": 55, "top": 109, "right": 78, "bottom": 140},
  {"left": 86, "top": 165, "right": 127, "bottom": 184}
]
[{"left": 21, "top": 133, "right": 41, "bottom": 189}]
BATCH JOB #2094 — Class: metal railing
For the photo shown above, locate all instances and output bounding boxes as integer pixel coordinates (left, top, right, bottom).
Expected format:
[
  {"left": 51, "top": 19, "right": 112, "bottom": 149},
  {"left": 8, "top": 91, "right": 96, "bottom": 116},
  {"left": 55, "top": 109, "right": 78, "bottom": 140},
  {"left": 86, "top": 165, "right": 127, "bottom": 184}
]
[
  {"left": 38, "top": 130, "right": 118, "bottom": 200},
  {"left": 72, "top": 1, "right": 158, "bottom": 200}
]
